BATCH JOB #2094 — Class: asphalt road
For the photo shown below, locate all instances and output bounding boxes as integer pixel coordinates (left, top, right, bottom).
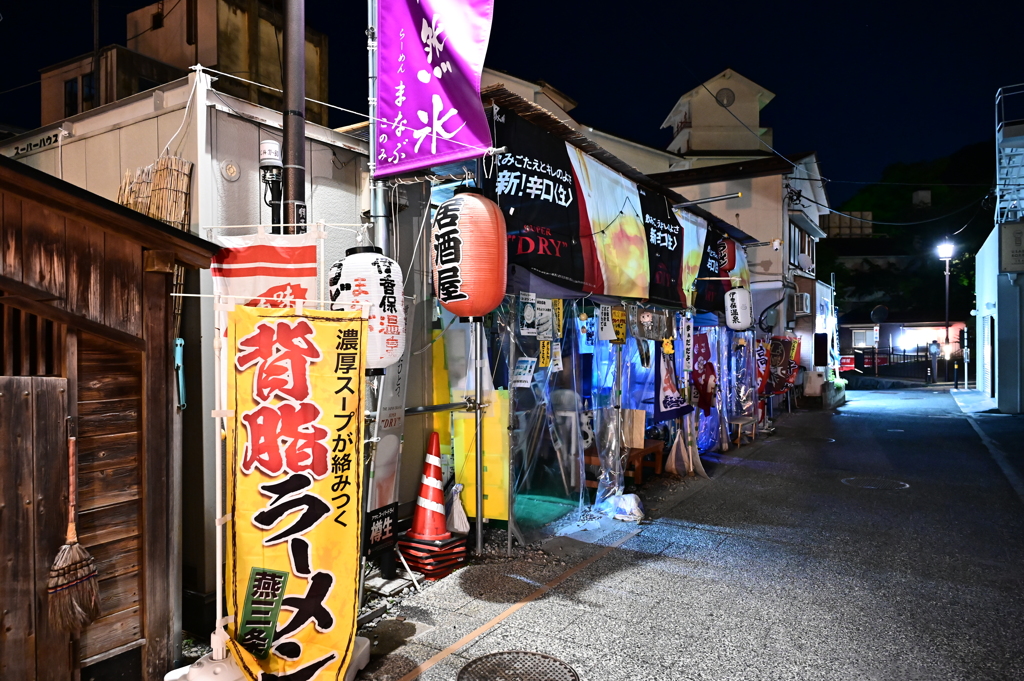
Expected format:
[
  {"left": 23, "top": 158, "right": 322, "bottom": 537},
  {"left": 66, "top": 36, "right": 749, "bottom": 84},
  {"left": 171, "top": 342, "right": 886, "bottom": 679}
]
[{"left": 361, "top": 388, "right": 1024, "bottom": 680}]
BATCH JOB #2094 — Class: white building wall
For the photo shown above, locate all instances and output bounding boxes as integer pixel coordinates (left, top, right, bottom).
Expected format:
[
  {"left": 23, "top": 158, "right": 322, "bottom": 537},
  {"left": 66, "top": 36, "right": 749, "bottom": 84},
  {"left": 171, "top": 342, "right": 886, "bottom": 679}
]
[
  {"left": 976, "top": 231, "right": 999, "bottom": 399},
  {"left": 0, "top": 73, "right": 374, "bottom": 598}
]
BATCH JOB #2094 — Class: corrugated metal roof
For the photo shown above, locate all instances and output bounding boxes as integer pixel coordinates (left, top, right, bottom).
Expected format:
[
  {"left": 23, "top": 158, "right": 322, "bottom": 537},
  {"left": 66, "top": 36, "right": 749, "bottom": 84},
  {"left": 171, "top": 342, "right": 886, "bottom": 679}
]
[
  {"left": 481, "top": 83, "right": 756, "bottom": 245},
  {"left": 335, "top": 121, "right": 370, "bottom": 142},
  {"left": 649, "top": 153, "right": 814, "bottom": 187}
]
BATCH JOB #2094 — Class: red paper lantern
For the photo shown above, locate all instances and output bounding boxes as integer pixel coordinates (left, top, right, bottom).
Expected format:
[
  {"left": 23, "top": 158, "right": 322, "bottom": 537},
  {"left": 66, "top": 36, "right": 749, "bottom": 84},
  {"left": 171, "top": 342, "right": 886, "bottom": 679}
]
[{"left": 430, "top": 187, "right": 507, "bottom": 317}]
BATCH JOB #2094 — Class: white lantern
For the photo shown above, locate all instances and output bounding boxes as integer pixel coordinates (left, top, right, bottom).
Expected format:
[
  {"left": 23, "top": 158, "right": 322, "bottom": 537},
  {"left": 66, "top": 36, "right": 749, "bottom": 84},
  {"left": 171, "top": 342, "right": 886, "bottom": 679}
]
[
  {"left": 725, "top": 287, "right": 753, "bottom": 331},
  {"left": 329, "top": 247, "right": 405, "bottom": 374}
]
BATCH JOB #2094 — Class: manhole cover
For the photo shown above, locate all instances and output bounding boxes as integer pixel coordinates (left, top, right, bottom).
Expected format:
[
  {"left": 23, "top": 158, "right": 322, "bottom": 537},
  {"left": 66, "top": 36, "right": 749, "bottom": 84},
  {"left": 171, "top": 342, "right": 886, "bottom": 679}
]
[
  {"left": 458, "top": 651, "right": 579, "bottom": 681},
  {"left": 841, "top": 477, "right": 909, "bottom": 490}
]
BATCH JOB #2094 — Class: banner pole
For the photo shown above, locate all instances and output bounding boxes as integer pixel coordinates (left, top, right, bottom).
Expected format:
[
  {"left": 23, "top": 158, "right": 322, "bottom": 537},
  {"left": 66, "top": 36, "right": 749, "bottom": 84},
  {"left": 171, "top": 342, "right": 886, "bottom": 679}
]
[
  {"left": 367, "top": 0, "right": 390, "bottom": 254},
  {"left": 474, "top": 318, "right": 485, "bottom": 555},
  {"left": 211, "top": 297, "right": 228, "bottom": 661}
]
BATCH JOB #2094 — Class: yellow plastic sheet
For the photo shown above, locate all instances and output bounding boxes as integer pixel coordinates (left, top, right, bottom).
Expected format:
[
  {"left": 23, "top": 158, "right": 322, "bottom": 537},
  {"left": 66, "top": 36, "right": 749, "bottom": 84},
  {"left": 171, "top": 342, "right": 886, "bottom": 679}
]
[{"left": 454, "top": 389, "right": 510, "bottom": 520}]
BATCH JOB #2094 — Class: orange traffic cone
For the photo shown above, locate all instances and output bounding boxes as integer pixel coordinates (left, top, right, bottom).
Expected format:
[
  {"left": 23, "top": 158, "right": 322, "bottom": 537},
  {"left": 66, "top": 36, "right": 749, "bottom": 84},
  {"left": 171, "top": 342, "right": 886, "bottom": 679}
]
[{"left": 407, "top": 433, "right": 451, "bottom": 542}]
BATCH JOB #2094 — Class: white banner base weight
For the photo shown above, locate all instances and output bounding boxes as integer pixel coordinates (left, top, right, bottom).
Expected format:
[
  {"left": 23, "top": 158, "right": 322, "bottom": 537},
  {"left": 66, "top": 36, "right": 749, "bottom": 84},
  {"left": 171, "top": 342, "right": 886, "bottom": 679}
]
[{"left": 162, "top": 637, "right": 371, "bottom": 681}]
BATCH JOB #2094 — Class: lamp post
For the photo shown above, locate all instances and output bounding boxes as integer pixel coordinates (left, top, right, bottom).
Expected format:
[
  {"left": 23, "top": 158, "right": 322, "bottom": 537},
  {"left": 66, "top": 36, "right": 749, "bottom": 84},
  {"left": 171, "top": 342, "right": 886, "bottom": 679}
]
[{"left": 937, "top": 240, "right": 954, "bottom": 381}]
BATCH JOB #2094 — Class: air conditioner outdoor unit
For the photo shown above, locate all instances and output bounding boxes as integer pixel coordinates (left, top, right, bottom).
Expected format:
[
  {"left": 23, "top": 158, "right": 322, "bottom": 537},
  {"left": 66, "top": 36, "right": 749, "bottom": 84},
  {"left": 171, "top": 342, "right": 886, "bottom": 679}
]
[
  {"left": 794, "top": 292, "right": 812, "bottom": 316},
  {"left": 804, "top": 370, "right": 826, "bottom": 397}
]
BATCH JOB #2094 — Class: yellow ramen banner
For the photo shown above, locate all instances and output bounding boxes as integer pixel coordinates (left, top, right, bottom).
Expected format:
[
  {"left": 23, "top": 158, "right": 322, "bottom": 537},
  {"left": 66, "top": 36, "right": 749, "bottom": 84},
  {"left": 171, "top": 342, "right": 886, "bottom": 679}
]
[{"left": 225, "top": 306, "right": 366, "bottom": 680}]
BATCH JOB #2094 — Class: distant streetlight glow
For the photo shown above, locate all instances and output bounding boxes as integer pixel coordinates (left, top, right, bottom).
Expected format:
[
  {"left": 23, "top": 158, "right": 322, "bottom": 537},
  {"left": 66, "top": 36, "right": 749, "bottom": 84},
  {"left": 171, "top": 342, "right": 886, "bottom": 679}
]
[{"left": 937, "top": 240, "right": 954, "bottom": 378}]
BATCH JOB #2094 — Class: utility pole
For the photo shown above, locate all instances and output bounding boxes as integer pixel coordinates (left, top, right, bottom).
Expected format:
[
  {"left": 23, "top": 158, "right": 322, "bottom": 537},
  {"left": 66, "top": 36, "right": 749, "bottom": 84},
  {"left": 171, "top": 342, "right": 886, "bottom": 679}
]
[{"left": 282, "top": 0, "right": 306, "bottom": 234}]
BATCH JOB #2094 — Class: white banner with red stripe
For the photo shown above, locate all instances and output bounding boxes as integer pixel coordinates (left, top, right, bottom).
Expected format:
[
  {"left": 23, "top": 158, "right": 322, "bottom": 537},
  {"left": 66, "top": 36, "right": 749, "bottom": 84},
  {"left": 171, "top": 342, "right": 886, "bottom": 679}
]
[{"left": 211, "top": 231, "right": 319, "bottom": 310}]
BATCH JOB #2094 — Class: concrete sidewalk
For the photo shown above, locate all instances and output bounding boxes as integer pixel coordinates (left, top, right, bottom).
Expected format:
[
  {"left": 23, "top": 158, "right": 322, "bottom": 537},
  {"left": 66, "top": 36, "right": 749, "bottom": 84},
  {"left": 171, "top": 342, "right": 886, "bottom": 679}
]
[
  {"left": 358, "top": 390, "right": 1024, "bottom": 680},
  {"left": 951, "top": 388, "right": 1024, "bottom": 503}
]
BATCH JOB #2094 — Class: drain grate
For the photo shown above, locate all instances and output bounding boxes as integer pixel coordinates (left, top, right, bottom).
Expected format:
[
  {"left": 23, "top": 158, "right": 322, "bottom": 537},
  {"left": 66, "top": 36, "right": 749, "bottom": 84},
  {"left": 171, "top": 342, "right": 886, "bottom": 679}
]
[
  {"left": 842, "top": 477, "right": 909, "bottom": 490},
  {"left": 458, "top": 651, "right": 580, "bottom": 681}
]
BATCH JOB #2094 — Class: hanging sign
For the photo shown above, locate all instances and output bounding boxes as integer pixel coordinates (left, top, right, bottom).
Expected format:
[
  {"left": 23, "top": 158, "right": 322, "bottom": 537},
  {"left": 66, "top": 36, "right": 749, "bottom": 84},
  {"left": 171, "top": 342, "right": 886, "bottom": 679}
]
[
  {"left": 550, "top": 342, "right": 563, "bottom": 372},
  {"left": 598, "top": 304, "right": 616, "bottom": 341},
  {"left": 536, "top": 298, "right": 554, "bottom": 340},
  {"left": 680, "top": 317, "right": 694, "bottom": 372},
  {"left": 755, "top": 339, "right": 771, "bottom": 395},
  {"left": 638, "top": 186, "right": 685, "bottom": 306},
  {"left": 538, "top": 340, "right": 551, "bottom": 368},
  {"left": 552, "top": 299, "right": 564, "bottom": 338},
  {"left": 768, "top": 336, "right": 801, "bottom": 395},
  {"left": 225, "top": 307, "right": 366, "bottom": 680},
  {"left": 691, "top": 331, "right": 717, "bottom": 416},
  {"left": 611, "top": 307, "right": 627, "bottom": 344},
  {"left": 510, "top": 357, "right": 537, "bottom": 388},
  {"left": 484, "top": 109, "right": 586, "bottom": 289},
  {"left": 724, "top": 287, "right": 753, "bottom": 331},
  {"left": 566, "top": 146, "right": 649, "bottom": 298},
  {"left": 518, "top": 292, "right": 537, "bottom": 336},
  {"left": 376, "top": 0, "right": 495, "bottom": 176},
  {"left": 654, "top": 344, "right": 691, "bottom": 422},
  {"left": 579, "top": 315, "right": 596, "bottom": 354}
]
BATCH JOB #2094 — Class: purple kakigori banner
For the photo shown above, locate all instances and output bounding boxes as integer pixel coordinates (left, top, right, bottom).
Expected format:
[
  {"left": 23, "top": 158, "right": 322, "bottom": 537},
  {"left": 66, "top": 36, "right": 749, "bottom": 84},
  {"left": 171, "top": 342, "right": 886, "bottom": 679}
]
[{"left": 376, "top": 0, "right": 495, "bottom": 177}]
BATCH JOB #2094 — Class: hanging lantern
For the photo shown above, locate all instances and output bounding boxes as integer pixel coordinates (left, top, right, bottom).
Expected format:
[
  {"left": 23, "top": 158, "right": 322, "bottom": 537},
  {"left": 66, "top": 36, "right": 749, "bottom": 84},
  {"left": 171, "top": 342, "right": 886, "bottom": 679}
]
[
  {"left": 725, "top": 287, "right": 753, "bottom": 331},
  {"left": 430, "top": 187, "right": 507, "bottom": 318},
  {"left": 329, "top": 247, "right": 405, "bottom": 374}
]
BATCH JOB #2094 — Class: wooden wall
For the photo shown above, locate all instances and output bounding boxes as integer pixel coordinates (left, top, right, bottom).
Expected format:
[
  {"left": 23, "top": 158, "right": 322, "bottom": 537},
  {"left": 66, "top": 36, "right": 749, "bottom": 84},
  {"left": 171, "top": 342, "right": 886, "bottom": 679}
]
[
  {"left": 0, "top": 377, "right": 72, "bottom": 681},
  {"left": 0, "top": 303, "right": 62, "bottom": 376},
  {"left": 1, "top": 190, "right": 180, "bottom": 678},
  {"left": 1, "top": 190, "right": 144, "bottom": 346},
  {"left": 76, "top": 332, "right": 145, "bottom": 665}
]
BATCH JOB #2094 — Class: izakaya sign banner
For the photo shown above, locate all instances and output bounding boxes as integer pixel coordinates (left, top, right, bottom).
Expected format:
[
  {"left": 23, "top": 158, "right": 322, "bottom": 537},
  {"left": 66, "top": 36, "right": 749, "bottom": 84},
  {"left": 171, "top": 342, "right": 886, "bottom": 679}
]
[
  {"left": 225, "top": 306, "right": 366, "bottom": 680},
  {"left": 692, "top": 231, "right": 750, "bottom": 313},
  {"left": 376, "top": 0, "right": 495, "bottom": 176}
]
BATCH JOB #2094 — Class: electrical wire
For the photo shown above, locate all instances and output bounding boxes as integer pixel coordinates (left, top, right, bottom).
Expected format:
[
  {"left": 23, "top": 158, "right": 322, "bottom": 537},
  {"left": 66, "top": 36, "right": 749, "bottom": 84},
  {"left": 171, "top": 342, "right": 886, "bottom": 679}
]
[
  {"left": 196, "top": 66, "right": 500, "bottom": 158},
  {"left": 680, "top": 65, "right": 1016, "bottom": 191},
  {"left": 412, "top": 315, "right": 456, "bottom": 355},
  {"left": 798, "top": 192, "right": 988, "bottom": 227},
  {"left": 126, "top": 0, "right": 182, "bottom": 43},
  {"left": 0, "top": 80, "right": 41, "bottom": 97},
  {"left": 162, "top": 73, "right": 198, "bottom": 157}
]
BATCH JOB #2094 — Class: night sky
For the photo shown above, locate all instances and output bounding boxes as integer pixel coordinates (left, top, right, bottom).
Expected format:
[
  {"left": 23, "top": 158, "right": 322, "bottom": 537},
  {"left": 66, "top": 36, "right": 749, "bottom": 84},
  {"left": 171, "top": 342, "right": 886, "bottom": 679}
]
[{"left": 3, "top": 0, "right": 1023, "bottom": 205}]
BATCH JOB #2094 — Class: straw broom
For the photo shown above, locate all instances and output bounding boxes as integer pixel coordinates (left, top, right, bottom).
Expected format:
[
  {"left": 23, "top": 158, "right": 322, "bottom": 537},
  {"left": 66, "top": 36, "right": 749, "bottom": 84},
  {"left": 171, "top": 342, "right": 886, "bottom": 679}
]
[{"left": 47, "top": 436, "right": 100, "bottom": 632}]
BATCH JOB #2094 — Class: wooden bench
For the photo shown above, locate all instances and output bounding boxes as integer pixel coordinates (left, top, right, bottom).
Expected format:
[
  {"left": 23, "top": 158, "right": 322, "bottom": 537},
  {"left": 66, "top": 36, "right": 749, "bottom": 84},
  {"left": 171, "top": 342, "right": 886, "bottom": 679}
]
[
  {"left": 582, "top": 439, "right": 666, "bottom": 488},
  {"left": 624, "top": 439, "right": 665, "bottom": 485},
  {"left": 728, "top": 416, "right": 757, "bottom": 447}
]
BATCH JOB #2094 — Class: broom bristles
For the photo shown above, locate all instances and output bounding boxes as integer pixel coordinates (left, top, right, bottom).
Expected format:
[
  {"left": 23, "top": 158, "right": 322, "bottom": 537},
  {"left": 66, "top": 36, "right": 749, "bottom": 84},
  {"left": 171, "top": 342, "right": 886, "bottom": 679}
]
[{"left": 48, "top": 541, "right": 100, "bottom": 633}]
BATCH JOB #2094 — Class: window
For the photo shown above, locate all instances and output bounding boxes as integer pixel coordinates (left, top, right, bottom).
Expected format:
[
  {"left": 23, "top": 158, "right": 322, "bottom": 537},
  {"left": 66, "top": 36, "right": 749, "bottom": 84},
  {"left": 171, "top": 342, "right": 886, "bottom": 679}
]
[
  {"left": 64, "top": 78, "right": 78, "bottom": 118},
  {"left": 788, "top": 221, "right": 817, "bottom": 273},
  {"left": 852, "top": 329, "right": 873, "bottom": 347},
  {"left": 82, "top": 71, "right": 96, "bottom": 112}
]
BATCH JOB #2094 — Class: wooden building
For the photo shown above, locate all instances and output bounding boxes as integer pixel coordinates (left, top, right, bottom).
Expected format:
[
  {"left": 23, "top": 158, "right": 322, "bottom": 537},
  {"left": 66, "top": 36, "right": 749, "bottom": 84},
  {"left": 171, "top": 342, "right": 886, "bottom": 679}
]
[{"left": 0, "top": 154, "right": 218, "bottom": 680}]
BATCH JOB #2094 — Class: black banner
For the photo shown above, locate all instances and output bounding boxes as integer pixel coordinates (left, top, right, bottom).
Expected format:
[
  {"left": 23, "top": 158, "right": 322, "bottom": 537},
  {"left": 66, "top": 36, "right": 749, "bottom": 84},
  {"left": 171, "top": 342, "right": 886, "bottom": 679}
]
[
  {"left": 483, "top": 109, "right": 587, "bottom": 291},
  {"left": 638, "top": 186, "right": 684, "bottom": 306},
  {"left": 693, "top": 231, "right": 727, "bottom": 312},
  {"left": 364, "top": 502, "right": 397, "bottom": 556}
]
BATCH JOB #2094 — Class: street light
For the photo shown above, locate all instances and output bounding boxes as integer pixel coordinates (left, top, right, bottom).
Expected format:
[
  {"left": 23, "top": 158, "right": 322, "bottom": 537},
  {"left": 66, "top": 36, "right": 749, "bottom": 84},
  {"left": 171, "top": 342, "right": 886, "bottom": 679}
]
[{"left": 937, "top": 240, "right": 954, "bottom": 381}]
